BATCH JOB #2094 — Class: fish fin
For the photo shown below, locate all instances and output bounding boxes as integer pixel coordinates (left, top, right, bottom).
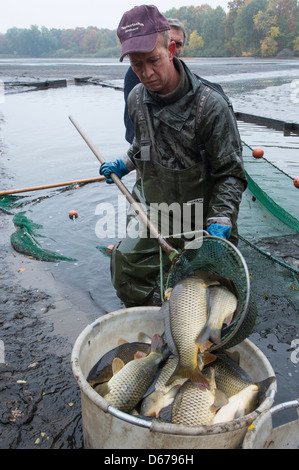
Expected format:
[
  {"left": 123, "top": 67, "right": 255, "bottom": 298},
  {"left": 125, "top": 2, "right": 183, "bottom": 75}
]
[
  {"left": 111, "top": 357, "right": 125, "bottom": 375},
  {"left": 134, "top": 351, "right": 147, "bottom": 359},
  {"left": 197, "top": 321, "right": 224, "bottom": 346},
  {"left": 144, "top": 386, "right": 181, "bottom": 418},
  {"left": 199, "top": 340, "right": 213, "bottom": 352},
  {"left": 202, "top": 352, "right": 217, "bottom": 365},
  {"left": 150, "top": 333, "right": 164, "bottom": 354},
  {"left": 196, "top": 323, "right": 212, "bottom": 347},
  {"left": 196, "top": 327, "right": 214, "bottom": 352},
  {"left": 164, "top": 287, "right": 173, "bottom": 300},
  {"left": 197, "top": 351, "right": 217, "bottom": 370},
  {"left": 94, "top": 382, "right": 109, "bottom": 397},
  {"left": 212, "top": 390, "right": 229, "bottom": 411},
  {"left": 141, "top": 386, "right": 180, "bottom": 418},
  {"left": 117, "top": 337, "right": 128, "bottom": 345},
  {"left": 165, "top": 364, "right": 210, "bottom": 390},
  {"left": 165, "top": 384, "right": 181, "bottom": 402},
  {"left": 137, "top": 332, "right": 151, "bottom": 343}
]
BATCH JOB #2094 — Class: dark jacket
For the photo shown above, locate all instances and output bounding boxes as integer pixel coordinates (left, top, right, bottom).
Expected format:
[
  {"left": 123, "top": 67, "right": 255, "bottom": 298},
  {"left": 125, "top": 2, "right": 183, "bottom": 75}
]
[
  {"left": 123, "top": 66, "right": 140, "bottom": 144},
  {"left": 125, "top": 58, "right": 247, "bottom": 232}
]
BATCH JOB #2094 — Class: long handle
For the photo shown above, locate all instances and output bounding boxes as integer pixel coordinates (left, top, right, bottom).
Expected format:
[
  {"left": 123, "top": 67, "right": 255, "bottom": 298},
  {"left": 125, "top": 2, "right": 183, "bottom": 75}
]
[
  {"left": 0, "top": 176, "right": 105, "bottom": 196},
  {"left": 69, "top": 115, "right": 179, "bottom": 261}
]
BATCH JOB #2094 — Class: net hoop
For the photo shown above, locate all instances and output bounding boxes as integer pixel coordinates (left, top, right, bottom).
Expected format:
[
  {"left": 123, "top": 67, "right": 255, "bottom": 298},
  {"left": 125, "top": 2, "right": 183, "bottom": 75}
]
[{"left": 165, "top": 233, "right": 251, "bottom": 351}]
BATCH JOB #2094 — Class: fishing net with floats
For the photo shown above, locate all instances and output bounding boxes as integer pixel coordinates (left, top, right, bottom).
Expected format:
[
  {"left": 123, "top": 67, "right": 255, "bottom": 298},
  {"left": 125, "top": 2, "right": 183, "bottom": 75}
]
[{"left": 0, "top": 185, "right": 80, "bottom": 262}]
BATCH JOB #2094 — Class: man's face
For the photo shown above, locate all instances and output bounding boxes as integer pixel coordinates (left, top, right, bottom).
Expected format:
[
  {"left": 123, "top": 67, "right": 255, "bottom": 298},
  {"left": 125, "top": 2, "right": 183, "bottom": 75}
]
[
  {"left": 170, "top": 27, "right": 184, "bottom": 57},
  {"left": 129, "top": 35, "right": 176, "bottom": 95}
]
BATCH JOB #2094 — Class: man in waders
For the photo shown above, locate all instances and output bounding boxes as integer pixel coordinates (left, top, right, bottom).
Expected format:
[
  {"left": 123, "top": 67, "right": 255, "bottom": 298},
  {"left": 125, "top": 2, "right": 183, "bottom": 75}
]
[{"left": 100, "top": 5, "right": 247, "bottom": 308}]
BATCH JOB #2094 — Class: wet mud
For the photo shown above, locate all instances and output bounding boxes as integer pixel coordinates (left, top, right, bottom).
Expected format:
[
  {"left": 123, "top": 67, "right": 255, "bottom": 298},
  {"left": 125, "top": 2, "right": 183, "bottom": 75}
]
[
  {"left": 1, "top": 56, "right": 299, "bottom": 85},
  {"left": 0, "top": 214, "right": 83, "bottom": 449}
]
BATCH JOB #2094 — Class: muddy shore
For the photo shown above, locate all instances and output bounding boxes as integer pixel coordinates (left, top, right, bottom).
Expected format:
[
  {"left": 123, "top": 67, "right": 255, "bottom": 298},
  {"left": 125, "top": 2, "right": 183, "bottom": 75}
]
[
  {"left": 1, "top": 56, "right": 298, "bottom": 84},
  {"left": 0, "top": 212, "right": 86, "bottom": 448}
]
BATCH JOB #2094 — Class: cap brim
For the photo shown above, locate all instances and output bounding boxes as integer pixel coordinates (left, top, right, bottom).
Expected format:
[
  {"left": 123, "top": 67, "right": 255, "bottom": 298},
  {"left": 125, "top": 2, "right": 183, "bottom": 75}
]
[{"left": 120, "top": 32, "right": 158, "bottom": 62}]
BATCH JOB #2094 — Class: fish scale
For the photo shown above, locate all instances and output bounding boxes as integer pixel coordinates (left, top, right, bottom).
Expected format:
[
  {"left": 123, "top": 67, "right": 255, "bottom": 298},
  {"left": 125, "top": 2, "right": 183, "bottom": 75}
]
[
  {"left": 212, "top": 356, "right": 255, "bottom": 397},
  {"left": 169, "top": 278, "right": 209, "bottom": 370}
]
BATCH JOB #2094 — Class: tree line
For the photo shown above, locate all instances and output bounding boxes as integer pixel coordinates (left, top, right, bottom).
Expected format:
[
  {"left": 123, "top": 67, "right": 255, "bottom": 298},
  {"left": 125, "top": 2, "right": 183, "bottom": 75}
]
[{"left": 0, "top": 0, "right": 298, "bottom": 58}]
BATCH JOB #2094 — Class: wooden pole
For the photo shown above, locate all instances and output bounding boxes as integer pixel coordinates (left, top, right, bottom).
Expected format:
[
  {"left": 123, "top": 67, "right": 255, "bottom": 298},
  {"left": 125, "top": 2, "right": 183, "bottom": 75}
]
[
  {"left": 68, "top": 115, "right": 179, "bottom": 261},
  {"left": 0, "top": 176, "right": 105, "bottom": 196}
]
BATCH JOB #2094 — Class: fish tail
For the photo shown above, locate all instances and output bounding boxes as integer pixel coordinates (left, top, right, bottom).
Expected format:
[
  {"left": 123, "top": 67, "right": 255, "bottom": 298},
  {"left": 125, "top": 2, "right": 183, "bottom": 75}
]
[
  {"left": 196, "top": 325, "right": 215, "bottom": 351},
  {"left": 167, "top": 365, "right": 211, "bottom": 390},
  {"left": 189, "top": 367, "right": 211, "bottom": 390}
]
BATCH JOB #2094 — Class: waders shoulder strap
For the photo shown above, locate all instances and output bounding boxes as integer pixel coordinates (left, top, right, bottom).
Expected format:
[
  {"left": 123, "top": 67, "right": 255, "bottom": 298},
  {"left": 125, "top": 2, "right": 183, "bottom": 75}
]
[
  {"left": 194, "top": 76, "right": 234, "bottom": 152},
  {"left": 135, "top": 84, "right": 153, "bottom": 161},
  {"left": 134, "top": 77, "right": 232, "bottom": 157}
]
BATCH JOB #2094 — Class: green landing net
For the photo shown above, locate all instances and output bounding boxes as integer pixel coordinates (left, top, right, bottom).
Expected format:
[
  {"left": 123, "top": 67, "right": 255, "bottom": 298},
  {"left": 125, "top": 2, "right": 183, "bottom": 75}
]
[{"left": 165, "top": 235, "right": 257, "bottom": 351}]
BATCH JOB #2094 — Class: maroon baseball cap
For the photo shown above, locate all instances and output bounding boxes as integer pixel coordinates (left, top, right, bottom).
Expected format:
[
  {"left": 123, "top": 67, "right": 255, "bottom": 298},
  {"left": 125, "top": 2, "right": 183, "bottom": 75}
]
[{"left": 117, "top": 5, "right": 170, "bottom": 62}]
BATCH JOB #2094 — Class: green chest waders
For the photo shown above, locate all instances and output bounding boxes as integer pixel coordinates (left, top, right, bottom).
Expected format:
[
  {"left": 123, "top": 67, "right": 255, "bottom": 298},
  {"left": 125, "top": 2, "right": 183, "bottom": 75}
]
[{"left": 111, "top": 82, "right": 240, "bottom": 307}]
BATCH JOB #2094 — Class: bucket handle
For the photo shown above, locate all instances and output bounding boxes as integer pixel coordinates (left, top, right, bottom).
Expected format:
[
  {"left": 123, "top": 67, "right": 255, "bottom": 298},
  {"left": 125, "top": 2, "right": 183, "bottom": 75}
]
[{"left": 108, "top": 405, "right": 152, "bottom": 429}]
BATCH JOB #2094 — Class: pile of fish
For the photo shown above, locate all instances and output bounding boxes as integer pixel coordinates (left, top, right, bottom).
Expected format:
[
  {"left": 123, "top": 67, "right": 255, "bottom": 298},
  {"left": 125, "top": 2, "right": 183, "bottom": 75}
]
[{"left": 87, "top": 271, "right": 261, "bottom": 426}]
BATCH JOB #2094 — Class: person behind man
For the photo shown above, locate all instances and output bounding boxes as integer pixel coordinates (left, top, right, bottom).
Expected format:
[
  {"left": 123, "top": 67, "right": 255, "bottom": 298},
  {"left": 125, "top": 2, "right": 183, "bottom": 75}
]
[
  {"left": 124, "top": 18, "right": 186, "bottom": 144},
  {"left": 100, "top": 5, "right": 247, "bottom": 308}
]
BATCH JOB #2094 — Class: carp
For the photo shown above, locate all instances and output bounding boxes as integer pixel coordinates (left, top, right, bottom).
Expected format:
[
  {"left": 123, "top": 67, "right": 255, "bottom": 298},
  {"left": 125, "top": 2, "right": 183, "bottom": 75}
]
[
  {"left": 170, "top": 368, "right": 228, "bottom": 426},
  {"left": 162, "top": 272, "right": 221, "bottom": 389},
  {"left": 212, "top": 384, "right": 259, "bottom": 423},
  {"left": 95, "top": 334, "right": 168, "bottom": 413},
  {"left": 196, "top": 285, "right": 238, "bottom": 345},
  {"left": 87, "top": 341, "right": 151, "bottom": 386}
]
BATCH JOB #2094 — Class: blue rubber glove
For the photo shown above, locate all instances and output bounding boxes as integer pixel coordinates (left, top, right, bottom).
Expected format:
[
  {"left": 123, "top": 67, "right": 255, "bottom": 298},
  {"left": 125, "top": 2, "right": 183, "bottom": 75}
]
[
  {"left": 99, "top": 158, "right": 129, "bottom": 184},
  {"left": 206, "top": 223, "right": 231, "bottom": 239}
]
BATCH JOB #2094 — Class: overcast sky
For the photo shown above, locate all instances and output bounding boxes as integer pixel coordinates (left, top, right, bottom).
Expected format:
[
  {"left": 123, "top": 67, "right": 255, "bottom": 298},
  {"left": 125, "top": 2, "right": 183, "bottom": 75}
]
[{"left": 1, "top": 1, "right": 230, "bottom": 34}]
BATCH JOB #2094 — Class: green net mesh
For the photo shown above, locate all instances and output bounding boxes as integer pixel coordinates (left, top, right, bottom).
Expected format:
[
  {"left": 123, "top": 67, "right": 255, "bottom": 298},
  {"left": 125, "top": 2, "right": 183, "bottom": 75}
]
[
  {"left": 0, "top": 195, "right": 30, "bottom": 214},
  {"left": 239, "top": 142, "right": 299, "bottom": 239},
  {"left": 238, "top": 141, "right": 299, "bottom": 275},
  {"left": 165, "top": 235, "right": 256, "bottom": 351},
  {"left": 10, "top": 212, "right": 77, "bottom": 262}
]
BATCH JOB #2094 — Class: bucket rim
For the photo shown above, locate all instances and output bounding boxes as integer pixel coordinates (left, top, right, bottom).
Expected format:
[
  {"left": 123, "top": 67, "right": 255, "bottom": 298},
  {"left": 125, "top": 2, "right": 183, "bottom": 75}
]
[
  {"left": 242, "top": 398, "right": 299, "bottom": 449},
  {"left": 71, "top": 307, "right": 277, "bottom": 436}
]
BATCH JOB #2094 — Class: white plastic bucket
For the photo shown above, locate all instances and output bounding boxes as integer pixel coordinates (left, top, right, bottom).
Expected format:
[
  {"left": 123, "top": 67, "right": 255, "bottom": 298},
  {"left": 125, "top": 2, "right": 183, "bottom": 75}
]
[
  {"left": 71, "top": 306, "right": 277, "bottom": 449},
  {"left": 242, "top": 399, "right": 299, "bottom": 449}
]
